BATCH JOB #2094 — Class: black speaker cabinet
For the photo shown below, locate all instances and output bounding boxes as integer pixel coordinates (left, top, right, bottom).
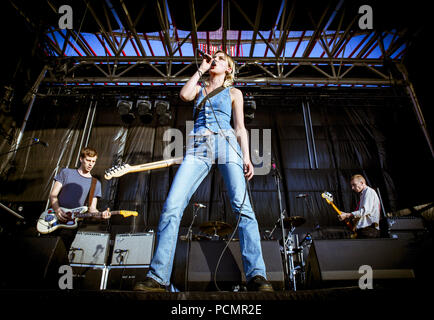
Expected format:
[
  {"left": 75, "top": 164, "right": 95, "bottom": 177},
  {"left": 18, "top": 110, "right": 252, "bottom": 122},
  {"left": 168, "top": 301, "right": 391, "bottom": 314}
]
[
  {"left": 305, "top": 238, "right": 418, "bottom": 289},
  {"left": 0, "top": 236, "right": 69, "bottom": 289},
  {"left": 71, "top": 265, "right": 106, "bottom": 290},
  {"left": 172, "top": 240, "right": 284, "bottom": 291},
  {"left": 106, "top": 266, "right": 149, "bottom": 290}
]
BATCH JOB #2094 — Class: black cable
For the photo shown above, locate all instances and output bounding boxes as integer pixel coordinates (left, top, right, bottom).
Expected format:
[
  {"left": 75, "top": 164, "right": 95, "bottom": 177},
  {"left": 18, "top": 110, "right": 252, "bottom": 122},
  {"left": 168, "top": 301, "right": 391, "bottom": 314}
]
[{"left": 194, "top": 49, "right": 256, "bottom": 292}]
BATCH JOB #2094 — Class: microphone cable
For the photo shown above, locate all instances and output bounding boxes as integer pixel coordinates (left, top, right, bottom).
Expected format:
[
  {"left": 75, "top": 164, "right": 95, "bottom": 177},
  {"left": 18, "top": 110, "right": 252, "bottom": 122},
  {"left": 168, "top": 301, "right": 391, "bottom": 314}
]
[{"left": 194, "top": 49, "right": 256, "bottom": 292}]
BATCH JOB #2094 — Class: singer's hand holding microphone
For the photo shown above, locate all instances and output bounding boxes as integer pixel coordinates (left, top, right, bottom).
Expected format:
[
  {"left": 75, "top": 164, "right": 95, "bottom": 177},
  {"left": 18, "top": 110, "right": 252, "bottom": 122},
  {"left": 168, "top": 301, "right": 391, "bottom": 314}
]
[{"left": 197, "top": 49, "right": 216, "bottom": 73}]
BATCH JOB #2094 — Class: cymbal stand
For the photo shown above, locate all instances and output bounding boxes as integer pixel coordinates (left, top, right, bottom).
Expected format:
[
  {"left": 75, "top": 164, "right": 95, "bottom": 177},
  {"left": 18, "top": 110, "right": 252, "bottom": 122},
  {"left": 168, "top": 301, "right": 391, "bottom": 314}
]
[
  {"left": 0, "top": 202, "right": 25, "bottom": 220},
  {"left": 271, "top": 163, "right": 290, "bottom": 290},
  {"left": 284, "top": 225, "right": 299, "bottom": 291},
  {"left": 267, "top": 209, "right": 286, "bottom": 239}
]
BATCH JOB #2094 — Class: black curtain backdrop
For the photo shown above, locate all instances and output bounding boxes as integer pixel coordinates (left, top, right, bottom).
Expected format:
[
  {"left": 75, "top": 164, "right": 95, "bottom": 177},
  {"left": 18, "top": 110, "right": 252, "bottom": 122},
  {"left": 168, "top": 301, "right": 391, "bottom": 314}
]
[{"left": 1, "top": 89, "right": 432, "bottom": 233}]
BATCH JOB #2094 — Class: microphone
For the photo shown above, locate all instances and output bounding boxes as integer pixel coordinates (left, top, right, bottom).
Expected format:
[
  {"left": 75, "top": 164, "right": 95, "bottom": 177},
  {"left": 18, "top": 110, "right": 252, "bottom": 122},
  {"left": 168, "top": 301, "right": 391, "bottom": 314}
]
[
  {"left": 33, "top": 138, "right": 49, "bottom": 147},
  {"left": 197, "top": 49, "right": 216, "bottom": 66},
  {"left": 194, "top": 203, "right": 207, "bottom": 208},
  {"left": 270, "top": 157, "right": 282, "bottom": 179},
  {"left": 296, "top": 193, "right": 309, "bottom": 198}
]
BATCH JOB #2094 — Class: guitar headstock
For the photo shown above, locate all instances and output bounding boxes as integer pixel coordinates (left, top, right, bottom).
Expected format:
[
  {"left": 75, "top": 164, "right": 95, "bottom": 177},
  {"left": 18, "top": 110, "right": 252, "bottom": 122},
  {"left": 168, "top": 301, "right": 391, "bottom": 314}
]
[
  {"left": 321, "top": 191, "right": 334, "bottom": 203},
  {"left": 105, "top": 163, "right": 131, "bottom": 180},
  {"left": 119, "top": 210, "right": 138, "bottom": 218}
]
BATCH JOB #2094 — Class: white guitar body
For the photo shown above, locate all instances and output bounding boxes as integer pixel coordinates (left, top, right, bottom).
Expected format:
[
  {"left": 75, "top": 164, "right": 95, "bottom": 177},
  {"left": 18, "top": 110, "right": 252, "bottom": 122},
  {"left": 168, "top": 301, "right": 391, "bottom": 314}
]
[{"left": 37, "top": 206, "right": 88, "bottom": 234}]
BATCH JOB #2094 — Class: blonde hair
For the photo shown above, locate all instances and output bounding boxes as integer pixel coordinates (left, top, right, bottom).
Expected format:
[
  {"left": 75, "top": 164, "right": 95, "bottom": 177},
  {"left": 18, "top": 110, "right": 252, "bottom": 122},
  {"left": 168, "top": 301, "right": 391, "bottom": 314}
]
[{"left": 213, "top": 50, "right": 235, "bottom": 87}]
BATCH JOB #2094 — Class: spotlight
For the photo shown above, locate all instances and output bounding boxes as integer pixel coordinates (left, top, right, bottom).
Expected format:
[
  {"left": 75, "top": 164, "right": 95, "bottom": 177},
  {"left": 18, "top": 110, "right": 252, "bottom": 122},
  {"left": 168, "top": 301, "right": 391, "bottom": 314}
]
[
  {"left": 137, "top": 98, "right": 153, "bottom": 124},
  {"left": 117, "top": 99, "right": 135, "bottom": 123},
  {"left": 244, "top": 96, "right": 256, "bottom": 124},
  {"left": 154, "top": 99, "right": 172, "bottom": 125}
]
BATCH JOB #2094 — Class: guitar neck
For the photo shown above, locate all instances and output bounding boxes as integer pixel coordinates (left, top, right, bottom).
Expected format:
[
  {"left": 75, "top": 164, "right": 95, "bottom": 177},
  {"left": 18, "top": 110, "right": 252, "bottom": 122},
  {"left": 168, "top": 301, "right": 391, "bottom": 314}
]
[
  {"left": 329, "top": 201, "right": 355, "bottom": 231},
  {"left": 128, "top": 157, "right": 183, "bottom": 174},
  {"left": 329, "top": 202, "right": 342, "bottom": 215},
  {"left": 76, "top": 211, "right": 120, "bottom": 218}
]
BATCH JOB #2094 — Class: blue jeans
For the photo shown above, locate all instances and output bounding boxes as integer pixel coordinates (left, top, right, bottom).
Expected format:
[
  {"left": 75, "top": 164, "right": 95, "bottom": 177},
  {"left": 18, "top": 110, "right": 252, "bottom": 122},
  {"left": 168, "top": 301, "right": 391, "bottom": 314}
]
[{"left": 147, "top": 131, "right": 267, "bottom": 286}]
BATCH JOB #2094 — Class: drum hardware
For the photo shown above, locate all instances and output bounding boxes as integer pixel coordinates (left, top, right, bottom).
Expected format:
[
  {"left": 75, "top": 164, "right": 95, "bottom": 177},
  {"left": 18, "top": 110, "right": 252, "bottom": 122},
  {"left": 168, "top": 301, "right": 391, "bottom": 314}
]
[
  {"left": 271, "top": 213, "right": 310, "bottom": 291},
  {"left": 199, "top": 221, "right": 233, "bottom": 238}
]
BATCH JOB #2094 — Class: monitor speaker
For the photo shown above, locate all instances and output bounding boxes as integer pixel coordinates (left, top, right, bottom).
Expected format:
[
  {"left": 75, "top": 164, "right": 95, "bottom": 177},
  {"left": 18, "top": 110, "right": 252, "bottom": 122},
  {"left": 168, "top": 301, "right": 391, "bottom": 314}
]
[{"left": 305, "top": 238, "right": 418, "bottom": 289}]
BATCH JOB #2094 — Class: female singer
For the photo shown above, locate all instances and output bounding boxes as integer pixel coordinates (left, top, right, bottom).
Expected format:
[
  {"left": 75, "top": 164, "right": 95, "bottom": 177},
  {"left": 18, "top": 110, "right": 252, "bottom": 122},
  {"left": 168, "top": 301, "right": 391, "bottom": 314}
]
[{"left": 134, "top": 50, "right": 272, "bottom": 292}]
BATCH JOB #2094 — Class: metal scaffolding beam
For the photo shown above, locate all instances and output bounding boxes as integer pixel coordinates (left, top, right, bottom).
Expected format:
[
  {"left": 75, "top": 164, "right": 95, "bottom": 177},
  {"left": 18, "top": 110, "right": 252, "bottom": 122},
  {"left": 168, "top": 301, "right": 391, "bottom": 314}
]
[{"left": 42, "top": 55, "right": 402, "bottom": 86}]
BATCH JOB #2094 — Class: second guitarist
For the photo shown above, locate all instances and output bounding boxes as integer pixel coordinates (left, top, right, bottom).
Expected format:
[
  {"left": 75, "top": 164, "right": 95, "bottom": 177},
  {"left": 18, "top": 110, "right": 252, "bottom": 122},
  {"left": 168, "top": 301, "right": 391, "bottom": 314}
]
[
  {"left": 338, "top": 174, "right": 381, "bottom": 239},
  {"left": 48, "top": 147, "right": 111, "bottom": 249}
]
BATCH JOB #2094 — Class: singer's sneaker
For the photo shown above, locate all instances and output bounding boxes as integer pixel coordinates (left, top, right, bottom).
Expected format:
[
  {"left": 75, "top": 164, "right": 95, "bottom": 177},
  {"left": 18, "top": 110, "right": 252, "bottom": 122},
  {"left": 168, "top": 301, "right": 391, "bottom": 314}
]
[
  {"left": 246, "top": 275, "right": 274, "bottom": 292},
  {"left": 133, "top": 277, "right": 167, "bottom": 292}
]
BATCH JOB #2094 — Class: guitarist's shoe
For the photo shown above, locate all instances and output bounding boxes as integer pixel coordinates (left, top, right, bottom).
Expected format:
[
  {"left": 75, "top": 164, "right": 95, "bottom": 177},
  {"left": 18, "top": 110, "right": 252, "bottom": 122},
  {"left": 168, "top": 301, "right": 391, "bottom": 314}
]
[
  {"left": 246, "top": 275, "right": 274, "bottom": 292},
  {"left": 133, "top": 277, "right": 167, "bottom": 292}
]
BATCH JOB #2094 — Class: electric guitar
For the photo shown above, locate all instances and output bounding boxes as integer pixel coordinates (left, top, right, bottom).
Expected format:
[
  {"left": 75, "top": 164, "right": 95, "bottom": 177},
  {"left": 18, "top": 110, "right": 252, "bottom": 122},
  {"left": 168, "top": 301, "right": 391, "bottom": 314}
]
[
  {"left": 104, "top": 157, "right": 183, "bottom": 180},
  {"left": 37, "top": 206, "right": 138, "bottom": 234},
  {"left": 321, "top": 191, "right": 357, "bottom": 238}
]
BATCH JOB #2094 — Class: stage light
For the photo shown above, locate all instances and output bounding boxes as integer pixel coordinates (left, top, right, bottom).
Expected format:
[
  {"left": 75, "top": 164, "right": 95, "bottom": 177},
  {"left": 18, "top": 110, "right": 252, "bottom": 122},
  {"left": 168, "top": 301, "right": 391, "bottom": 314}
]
[
  {"left": 137, "top": 98, "right": 153, "bottom": 124},
  {"left": 117, "top": 99, "right": 135, "bottom": 123},
  {"left": 244, "top": 96, "right": 256, "bottom": 124},
  {"left": 154, "top": 99, "right": 172, "bottom": 125}
]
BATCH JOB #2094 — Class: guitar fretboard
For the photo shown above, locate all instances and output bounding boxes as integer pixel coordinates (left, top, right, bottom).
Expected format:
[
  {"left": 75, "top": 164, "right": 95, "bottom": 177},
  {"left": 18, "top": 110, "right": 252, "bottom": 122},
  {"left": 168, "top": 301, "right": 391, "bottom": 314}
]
[{"left": 75, "top": 211, "right": 120, "bottom": 218}]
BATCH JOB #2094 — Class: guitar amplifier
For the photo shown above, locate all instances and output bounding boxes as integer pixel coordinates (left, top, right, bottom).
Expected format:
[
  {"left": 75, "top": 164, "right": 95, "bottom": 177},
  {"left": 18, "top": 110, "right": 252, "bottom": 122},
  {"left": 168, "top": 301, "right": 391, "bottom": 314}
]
[
  {"left": 110, "top": 232, "right": 155, "bottom": 266},
  {"left": 69, "top": 231, "right": 110, "bottom": 265}
]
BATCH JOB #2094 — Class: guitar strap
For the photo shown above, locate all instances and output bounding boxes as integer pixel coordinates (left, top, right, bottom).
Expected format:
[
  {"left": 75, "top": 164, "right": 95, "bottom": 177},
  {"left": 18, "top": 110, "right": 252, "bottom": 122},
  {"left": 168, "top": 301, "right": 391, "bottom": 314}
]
[
  {"left": 87, "top": 177, "right": 97, "bottom": 207},
  {"left": 193, "top": 86, "right": 225, "bottom": 122}
]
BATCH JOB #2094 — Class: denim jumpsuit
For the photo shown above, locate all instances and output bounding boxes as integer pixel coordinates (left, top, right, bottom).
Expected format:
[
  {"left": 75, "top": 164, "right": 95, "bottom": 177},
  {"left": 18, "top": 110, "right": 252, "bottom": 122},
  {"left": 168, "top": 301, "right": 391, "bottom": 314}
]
[{"left": 146, "top": 86, "right": 267, "bottom": 286}]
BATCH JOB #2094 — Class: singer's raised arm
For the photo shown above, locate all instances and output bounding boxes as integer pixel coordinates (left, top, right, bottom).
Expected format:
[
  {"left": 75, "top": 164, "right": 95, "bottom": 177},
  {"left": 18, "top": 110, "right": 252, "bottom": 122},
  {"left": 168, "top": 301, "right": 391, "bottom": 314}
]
[{"left": 180, "top": 55, "right": 213, "bottom": 102}]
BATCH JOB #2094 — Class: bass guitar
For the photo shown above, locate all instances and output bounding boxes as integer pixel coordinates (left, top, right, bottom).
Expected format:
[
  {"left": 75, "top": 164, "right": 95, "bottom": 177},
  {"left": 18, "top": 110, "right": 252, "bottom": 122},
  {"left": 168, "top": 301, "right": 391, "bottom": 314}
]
[
  {"left": 37, "top": 206, "right": 138, "bottom": 234},
  {"left": 321, "top": 191, "right": 357, "bottom": 238},
  {"left": 104, "top": 157, "right": 183, "bottom": 180}
]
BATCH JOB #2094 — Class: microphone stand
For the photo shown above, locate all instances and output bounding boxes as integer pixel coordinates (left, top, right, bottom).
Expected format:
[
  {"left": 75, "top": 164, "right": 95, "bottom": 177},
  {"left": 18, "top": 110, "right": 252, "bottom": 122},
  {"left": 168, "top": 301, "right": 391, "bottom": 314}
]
[
  {"left": 0, "top": 202, "right": 25, "bottom": 220},
  {"left": 184, "top": 204, "right": 202, "bottom": 291},
  {"left": 0, "top": 140, "right": 41, "bottom": 157},
  {"left": 271, "top": 162, "right": 290, "bottom": 290}
]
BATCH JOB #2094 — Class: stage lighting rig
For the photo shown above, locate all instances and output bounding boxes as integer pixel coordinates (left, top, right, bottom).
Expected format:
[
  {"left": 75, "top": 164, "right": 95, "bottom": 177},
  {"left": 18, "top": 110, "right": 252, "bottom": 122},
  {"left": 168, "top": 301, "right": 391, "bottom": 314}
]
[
  {"left": 117, "top": 99, "right": 135, "bottom": 124},
  {"left": 155, "top": 99, "right": 172, "bottom": 126},
  {"left": 137, "top": 98, "right": 153, "bottom": 124}
]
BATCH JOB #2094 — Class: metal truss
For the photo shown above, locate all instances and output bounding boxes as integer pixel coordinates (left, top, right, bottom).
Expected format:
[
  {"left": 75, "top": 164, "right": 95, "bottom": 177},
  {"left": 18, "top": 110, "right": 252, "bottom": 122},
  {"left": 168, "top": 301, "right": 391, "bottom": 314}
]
[
  {"left": 8, "top": 0, "right": 412, "bottom": 87},
  {"left": 43, "top": 56, "right": 403, "bottom": 86}
]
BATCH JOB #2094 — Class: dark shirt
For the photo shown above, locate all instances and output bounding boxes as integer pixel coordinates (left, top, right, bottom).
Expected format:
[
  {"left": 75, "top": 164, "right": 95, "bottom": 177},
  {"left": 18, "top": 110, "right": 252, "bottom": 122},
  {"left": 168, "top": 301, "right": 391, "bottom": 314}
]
[{"left": 54, "top": 168, "right": 101, "bottom": 209}]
